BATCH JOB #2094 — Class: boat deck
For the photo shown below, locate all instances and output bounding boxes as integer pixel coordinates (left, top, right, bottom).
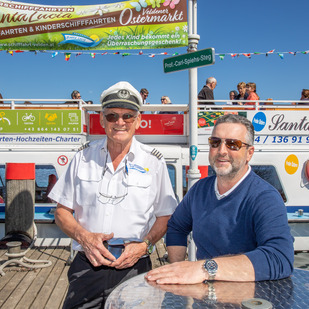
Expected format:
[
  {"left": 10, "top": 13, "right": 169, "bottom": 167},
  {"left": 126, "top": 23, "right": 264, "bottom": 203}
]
[{"left": 0, "top": 239, "right": 168, "bottom": 309}]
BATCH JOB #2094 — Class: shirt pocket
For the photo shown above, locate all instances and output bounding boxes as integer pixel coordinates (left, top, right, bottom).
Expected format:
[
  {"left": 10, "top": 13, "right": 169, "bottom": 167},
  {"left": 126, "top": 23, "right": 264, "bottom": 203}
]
[
  {"left": 76, "top": 167, "right": 101, "bottom": 206},
  {"left": 121, "top": 173, "right": 152, "bottom": 212}
]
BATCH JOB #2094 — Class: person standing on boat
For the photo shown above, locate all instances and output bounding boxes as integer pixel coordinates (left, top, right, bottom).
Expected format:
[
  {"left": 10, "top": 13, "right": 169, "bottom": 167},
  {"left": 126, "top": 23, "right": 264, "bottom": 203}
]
[
  {"left": 146, "top": 114, "right": 294, "bottom": 285},
  {"left": 198, "top": 77, "right": 217, "bottom": 106},
  {"left": 234, "top": 82, "right": 249, "bottom": 105},
  {"left": 158, "top": 96, "right": 178, "bottom": 114},
  {"left": 245, "top": 82, "right": 260, "bottom": 108},
  {"left": 49, "top": 81, "right": 177, "bottom": 308}
]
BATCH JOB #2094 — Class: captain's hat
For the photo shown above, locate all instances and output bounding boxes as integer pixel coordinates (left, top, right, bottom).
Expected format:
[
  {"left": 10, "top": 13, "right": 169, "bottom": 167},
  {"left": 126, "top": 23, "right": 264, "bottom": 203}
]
[{"left": 100, "top": 81, "right": 142, "bottom": 111}]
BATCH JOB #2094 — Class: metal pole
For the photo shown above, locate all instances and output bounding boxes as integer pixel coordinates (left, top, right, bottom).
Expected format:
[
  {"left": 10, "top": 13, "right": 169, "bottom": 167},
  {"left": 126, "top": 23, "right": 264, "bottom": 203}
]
[{"left": 187, "top": 0, "right": 200, "bottom": 261}]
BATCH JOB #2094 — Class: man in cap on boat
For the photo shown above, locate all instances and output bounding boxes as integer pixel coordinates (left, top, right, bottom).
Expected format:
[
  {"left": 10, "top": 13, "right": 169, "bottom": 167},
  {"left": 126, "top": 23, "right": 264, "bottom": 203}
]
[
  {"left": 146, "top": 114, "right": 294, "bottom": 285},
  {"left": 49, "top": 81, "right": 177, "bottom": 308}
]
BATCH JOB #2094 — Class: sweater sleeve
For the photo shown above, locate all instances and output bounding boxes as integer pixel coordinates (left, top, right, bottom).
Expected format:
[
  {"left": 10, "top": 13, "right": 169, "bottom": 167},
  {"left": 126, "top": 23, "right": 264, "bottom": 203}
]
[
  {"left": 166, "top": 187, "right": 194, "bottom": 247},
  {"left": 245, "top": 189, "right": 294, "bottom": 281}
]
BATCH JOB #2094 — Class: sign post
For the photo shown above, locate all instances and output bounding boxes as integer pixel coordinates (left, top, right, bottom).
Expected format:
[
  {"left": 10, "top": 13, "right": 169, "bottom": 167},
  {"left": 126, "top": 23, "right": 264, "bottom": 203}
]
[{"left": 163, "top": 47, "right": 215, "bottom": 73}]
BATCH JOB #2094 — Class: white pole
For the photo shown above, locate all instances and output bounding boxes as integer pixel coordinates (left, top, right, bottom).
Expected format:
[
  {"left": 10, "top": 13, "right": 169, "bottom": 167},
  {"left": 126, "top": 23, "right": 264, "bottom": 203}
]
[{"left": 187, "top": 0, "right": 200, "bottom": 261}]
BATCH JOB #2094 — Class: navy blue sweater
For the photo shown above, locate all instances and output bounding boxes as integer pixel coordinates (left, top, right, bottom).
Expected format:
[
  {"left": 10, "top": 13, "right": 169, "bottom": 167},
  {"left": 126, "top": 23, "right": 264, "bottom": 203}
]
[{"left": 166, "top": 171, "right": 294, "bottom": 281}]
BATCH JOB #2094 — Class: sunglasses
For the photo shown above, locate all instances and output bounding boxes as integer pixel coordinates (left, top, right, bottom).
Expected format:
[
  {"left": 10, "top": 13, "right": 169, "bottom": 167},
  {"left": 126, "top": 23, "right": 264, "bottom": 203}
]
[
  {"left": 208, "top": 137, "right": 251, "bottom": 151},
  {"left": 104, "top": 113, "right": 137, "bottom": 123}
]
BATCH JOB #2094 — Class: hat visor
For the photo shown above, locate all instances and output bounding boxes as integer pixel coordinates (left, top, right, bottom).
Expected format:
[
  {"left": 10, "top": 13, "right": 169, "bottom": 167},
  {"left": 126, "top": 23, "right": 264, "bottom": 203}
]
[{"left": 103, "top": 101, "right": 139, "bottom": 111}]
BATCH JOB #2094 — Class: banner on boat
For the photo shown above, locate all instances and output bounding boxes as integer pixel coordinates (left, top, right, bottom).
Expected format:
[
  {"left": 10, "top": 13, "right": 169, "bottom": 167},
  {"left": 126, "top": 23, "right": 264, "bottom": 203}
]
[
  {"left": 197, "top": 110, "right": 309, "bottom": 145},
  {"left": 0, "top": 109, "right": 82, "bottom": 133},
  {"left": 0, "top": 0, "right": 188, "bottom": 51}
]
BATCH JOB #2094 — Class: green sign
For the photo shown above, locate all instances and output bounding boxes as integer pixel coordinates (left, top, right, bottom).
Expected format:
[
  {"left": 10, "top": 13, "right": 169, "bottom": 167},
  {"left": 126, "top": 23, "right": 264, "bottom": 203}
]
[
  {"left": 163, "top": 48, "right": 215, "bottom": 73},
  {"left": 0, "top": 110, "right": 81, "bottom": 133}
]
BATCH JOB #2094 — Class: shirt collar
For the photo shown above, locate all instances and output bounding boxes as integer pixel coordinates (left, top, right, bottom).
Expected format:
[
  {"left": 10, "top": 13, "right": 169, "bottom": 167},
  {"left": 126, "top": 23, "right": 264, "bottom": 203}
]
[
  {"left": 101, "top": 136, "right": 137, "bottom": 162},
  {"left": 214, "top": 165, "right": 251, "bottom": 200}
]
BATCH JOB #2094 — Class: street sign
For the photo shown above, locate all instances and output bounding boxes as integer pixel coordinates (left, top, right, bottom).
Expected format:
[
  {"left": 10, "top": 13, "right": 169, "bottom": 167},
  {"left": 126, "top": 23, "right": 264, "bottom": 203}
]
[{"left": 163, "top": 47, "right": 215, "bottom": 73}]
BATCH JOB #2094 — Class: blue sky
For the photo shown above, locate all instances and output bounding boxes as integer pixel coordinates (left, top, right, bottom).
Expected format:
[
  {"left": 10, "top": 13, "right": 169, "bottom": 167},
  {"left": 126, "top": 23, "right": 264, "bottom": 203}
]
[{"left": 0, "top": 0, "right": 308, "bottom": 104}]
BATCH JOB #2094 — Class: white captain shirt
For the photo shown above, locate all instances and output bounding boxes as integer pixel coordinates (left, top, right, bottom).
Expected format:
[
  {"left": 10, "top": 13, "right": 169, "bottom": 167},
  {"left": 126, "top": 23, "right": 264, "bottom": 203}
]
[{"left": 49, "top": 137, "right": 177, "bottom": 251}]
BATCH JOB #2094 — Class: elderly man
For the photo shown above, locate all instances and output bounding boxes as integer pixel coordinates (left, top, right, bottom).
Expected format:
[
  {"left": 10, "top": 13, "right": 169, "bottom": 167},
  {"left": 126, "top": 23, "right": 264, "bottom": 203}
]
[
  {"left": 146, "top": 114, "right": 294, "bottom": 285},
  {"left": 198, "top": 77, "right": 217, "bottom": 105},
  {"left": 49, "top": 81, "right": 177, "bottom": 308}
]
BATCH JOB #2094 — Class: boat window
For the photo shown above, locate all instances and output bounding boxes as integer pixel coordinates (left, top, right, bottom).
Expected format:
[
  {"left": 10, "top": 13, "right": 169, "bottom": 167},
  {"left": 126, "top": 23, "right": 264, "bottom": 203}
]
[
  {"left": 0, "top": 164, "right": 58, "bottom": 203},
  {"left": 167, "top": 164, "right": 176, "bottom": 193},
  {"left": 251, "top": 165, "right": 287, "bottom": 202},
  {"left": 0, "top": 165, "right": 5, "bottom": 202},
  {"left": 182, "top": 165, "right": 287, "bottom": 202}
]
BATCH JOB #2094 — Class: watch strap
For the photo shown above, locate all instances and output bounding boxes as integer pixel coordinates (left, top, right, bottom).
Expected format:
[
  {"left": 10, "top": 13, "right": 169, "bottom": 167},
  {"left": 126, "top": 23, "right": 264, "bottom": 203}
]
[{"left": 143, "top": 239, "right": 153, "bottom": 255}]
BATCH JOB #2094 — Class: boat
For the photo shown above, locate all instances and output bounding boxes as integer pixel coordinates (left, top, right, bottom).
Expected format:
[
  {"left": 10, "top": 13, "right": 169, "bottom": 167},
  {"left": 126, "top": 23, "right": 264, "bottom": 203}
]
[{"left": 0, "top": 99, "right": 308, "bottom": 252}]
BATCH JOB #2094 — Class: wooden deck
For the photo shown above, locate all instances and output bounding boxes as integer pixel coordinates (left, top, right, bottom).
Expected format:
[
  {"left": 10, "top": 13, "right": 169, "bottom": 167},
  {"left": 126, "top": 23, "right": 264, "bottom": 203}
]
[
  {"left": 0, "top": 239, "right": 168, "bottom": 309},
  {"left": 1, "top": 240, "right": 308, "bottom": 309}
]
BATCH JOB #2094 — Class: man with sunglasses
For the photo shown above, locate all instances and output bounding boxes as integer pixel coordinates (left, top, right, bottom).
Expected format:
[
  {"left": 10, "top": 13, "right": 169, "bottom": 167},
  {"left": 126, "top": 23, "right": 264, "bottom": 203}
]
[
  {"left": 146, "top": 114, "right": 293, "bottom": 286},
  {"left": 49, "top": 81, "right": 177, "bottom": 308}
]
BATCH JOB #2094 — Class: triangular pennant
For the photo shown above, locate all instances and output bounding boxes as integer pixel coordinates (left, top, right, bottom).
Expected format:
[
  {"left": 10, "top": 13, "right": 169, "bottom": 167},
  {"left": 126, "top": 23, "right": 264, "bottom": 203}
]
[
  {"left": 219, "top": 54, "right": 225, "bottom": 60},
  {"left": 52, "top": 52, "right": 58, "bottom": 58},
  {"left": 7, "top": 51, "right": 13, "bottom": 56},
  {"left": 139, "top": 51, "right": 143, "bottom": 55},
  {"left": 278, "top": 53, "right": 284, "bottom": 59},
  {"left": 243, "top": 53, "right": 251, "bottom": 58},
  {"left": 90, "top": 53, "right": 96, "bottom": 58},
  {"left": 101, "top": 52, "right": 108, "bottom": 55},
  {"left": 76, "top": 52, "right": 82, "bottom": 57},
  {"left": 148, "top": 54, "right": 155, "bottom": 58},
  {"left": 122, "top": 53, "right": 131, "bottom": 57},
  {"left": 113, "top": 52, "right": 120, "bottom": 55},
  {"left": 65, "top": 53, "right": 71, "bottom": 61}
]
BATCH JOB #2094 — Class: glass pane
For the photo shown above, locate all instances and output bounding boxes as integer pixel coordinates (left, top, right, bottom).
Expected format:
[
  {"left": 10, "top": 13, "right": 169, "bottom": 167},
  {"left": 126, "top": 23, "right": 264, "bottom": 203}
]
[{"left": 167, "top": 164, "right": 176, "bottom": 193}]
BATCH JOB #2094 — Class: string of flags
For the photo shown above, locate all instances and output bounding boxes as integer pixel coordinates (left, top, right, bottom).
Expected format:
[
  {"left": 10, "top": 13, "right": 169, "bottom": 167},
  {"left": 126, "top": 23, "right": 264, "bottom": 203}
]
[{"left": 2, "top": 49, "right": 308, "bottom": 61}]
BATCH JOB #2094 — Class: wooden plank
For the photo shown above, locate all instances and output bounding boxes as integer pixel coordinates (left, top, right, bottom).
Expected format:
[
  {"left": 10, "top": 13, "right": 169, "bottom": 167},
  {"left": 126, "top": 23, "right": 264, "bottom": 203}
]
[
  {"left": 33, "top": 247, "right": 70, "bottom": 309},
  {"left": 14, "top": 247, "right": 57, "bottom": 309},
  {"left": 45, "top": 247, "right": 70, "bottom": 309},
  {"left": 0, "top": 247, "right": 44, "bottom": 308}
]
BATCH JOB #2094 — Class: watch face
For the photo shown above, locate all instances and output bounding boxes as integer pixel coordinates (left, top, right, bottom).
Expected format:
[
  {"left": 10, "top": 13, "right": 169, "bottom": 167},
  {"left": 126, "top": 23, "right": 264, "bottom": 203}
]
[{"left": 206, "top": 260, "right": 218, "bottom": 274}]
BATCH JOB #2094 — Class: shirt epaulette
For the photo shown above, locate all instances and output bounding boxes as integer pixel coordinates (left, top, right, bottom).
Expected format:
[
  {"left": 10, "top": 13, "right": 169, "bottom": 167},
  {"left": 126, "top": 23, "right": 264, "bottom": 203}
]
[
  {"left": 151, "top": 148, "right": 163, "bottom": 160},
  {"left": 77, "top": 141, "right": 90, "bottom": 152}
]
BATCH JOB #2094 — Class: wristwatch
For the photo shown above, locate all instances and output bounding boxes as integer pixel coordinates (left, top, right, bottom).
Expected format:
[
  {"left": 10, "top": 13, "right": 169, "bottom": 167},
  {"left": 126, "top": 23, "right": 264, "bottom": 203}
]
[
  {"left": 203, "top": 259, "right": 218, "bottom": 280},
  {"left": 143, "top": 239, "right": 154, "bottom": 255}
]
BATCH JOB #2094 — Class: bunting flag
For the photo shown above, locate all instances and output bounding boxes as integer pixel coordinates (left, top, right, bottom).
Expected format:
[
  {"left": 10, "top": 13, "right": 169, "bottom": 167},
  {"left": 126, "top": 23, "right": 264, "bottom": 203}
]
[
  {"left": 266, "top": 49, "right": 275, "bottom": 56},
  {"left": 2, "top": 48, "right": 309, "bottom": 62},
  {"left": 64, "top": 53, "right": 71, "bottom": 61}
]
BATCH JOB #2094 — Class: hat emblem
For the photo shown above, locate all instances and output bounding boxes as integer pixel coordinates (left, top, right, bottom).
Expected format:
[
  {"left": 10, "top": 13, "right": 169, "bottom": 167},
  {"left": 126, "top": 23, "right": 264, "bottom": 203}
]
[{"left": 117, "top": 89, "right": 130, "bottom": 99}]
